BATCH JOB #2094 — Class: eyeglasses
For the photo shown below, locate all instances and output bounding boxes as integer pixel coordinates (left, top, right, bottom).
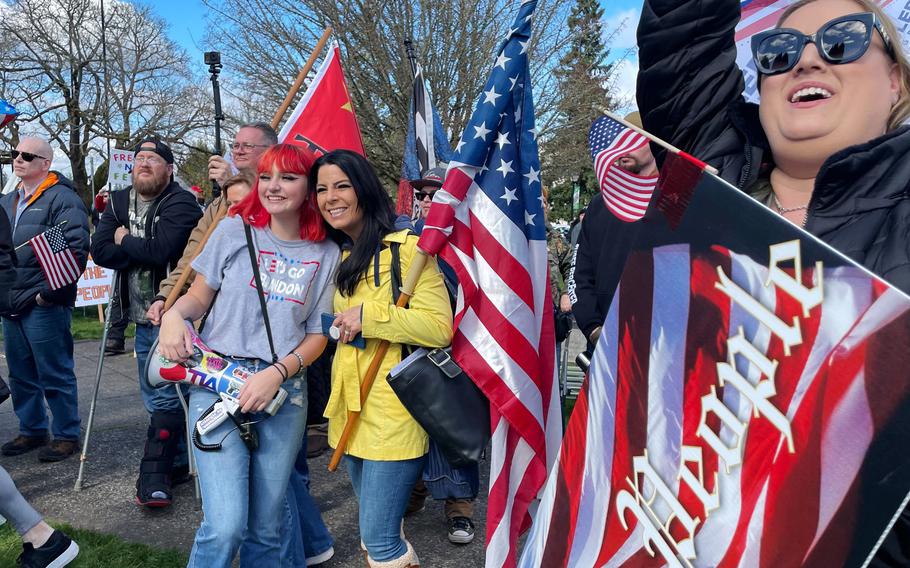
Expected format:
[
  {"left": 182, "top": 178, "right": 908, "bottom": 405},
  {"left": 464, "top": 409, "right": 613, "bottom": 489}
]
[
  {"left": 134, "top": 155, "right": 165, "bottom": 166},
  {"left": 11, "top": 150, "right": 48, "bottom": 162},
  {"left": 231, "top": 142, "right": 270, "bottom": 152},
  {"left": 751, "top": 12, "right": 894, "bottom": 76},
  {"left": 415, "top": 190, "right": 437, "bottom": 201}
]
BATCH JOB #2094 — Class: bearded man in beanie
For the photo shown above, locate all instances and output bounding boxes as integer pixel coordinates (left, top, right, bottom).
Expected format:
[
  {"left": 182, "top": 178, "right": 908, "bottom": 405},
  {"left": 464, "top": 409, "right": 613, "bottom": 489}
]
[{"left": 91, "top": 138, "right": 202, "bottom": 508}]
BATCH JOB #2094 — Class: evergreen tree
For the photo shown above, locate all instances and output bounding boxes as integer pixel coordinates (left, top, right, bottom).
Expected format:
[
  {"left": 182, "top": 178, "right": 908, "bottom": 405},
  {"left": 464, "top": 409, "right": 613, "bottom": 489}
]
[{"left": 543, "top": 0, "right": 619, "bottom": 221}]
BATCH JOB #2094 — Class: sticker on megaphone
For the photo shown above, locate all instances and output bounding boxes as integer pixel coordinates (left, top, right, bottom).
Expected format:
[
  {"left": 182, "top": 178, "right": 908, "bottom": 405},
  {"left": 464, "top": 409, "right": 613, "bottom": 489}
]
[{"left": 143, "top": 321, "right": 287, "bottom": 416}]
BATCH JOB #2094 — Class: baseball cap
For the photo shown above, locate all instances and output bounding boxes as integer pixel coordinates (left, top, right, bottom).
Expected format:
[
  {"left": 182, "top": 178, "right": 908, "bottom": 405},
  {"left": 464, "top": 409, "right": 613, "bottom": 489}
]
[
  {"left": 133, "top": 138, "right": 175, "bottom": 165},
  {"left": 410, "top": 165, "right": 447, "bottom": 190}
]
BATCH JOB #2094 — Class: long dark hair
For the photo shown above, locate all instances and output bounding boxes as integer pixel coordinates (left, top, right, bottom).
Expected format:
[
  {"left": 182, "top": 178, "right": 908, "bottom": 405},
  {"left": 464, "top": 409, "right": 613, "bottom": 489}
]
[{"left": 310, "top": 150, "right": 397, "bottom": 296}]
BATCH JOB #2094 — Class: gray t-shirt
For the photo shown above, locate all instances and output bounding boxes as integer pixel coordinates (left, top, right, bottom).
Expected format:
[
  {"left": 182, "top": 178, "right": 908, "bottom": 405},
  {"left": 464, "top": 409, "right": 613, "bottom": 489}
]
[
  {"left": 128, "top": 190, "right": 155, "bottom": 323},
  {"left": 192, "top": 216, "right": 340, "bottom": 362}
]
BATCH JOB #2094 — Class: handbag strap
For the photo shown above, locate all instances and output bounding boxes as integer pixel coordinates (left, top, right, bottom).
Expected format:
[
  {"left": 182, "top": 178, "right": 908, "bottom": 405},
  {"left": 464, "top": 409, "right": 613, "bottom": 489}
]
[{"left": 243, "top": 222, "right": 278, "bottom": 363}]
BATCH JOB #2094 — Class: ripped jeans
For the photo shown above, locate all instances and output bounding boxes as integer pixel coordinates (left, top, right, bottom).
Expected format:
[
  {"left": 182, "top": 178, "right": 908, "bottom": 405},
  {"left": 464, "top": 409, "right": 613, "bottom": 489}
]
[{"left": 187, "top": 358, "right": 307, "bottom": 568}]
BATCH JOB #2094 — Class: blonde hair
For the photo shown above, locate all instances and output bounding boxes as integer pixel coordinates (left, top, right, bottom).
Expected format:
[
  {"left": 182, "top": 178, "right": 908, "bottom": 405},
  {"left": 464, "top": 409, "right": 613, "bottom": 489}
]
[
  {"left": 778, "top": 0, "right": 910, "bottom": 130},
  {"left": 222, "top": 172, "right": 255, "bottom": 193}
]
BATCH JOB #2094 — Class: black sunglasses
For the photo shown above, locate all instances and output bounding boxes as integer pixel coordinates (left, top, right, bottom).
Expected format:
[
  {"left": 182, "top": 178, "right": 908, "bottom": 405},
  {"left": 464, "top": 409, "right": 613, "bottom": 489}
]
[
  {"left": 11, "top": 150, "right": 49, "bottom": 162},
  {"left": 415, "top": 190, "right": 437, "bottom": 201},
  {"left": 751, "top": 12, "right": 894, "bottom": 76}
]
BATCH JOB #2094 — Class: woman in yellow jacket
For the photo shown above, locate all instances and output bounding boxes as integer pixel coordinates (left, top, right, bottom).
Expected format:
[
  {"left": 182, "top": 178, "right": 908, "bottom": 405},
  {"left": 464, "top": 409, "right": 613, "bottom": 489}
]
[{"left": 310, "top": 150, "right": 453, "bottom": 568}]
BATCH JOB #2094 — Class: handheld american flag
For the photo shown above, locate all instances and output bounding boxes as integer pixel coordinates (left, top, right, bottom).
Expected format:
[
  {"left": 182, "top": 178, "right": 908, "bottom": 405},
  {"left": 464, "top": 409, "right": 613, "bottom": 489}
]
[
  {"left": 417, "top": 1, "right": 560, "bottom": 566},
  {"left": 589, "top": 115, "right": 659, "bottom": 222},
  {"left": 29, "top": 223, "right": 80, "bottom": 290}
]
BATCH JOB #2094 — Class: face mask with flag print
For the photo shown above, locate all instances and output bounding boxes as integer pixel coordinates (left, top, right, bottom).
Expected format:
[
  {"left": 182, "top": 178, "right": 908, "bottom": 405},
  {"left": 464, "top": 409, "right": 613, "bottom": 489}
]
[{"left": 588, "top": 115, "right": 660, "bottom": 223}]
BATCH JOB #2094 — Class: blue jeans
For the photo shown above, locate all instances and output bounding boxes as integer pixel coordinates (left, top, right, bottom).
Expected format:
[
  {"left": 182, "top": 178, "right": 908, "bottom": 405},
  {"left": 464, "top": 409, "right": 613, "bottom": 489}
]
[
  {"left": 135, "top": 323, "right": 183, "bottom": 414},
  {"left": 187, "top": 360, "right": 307, "bottom": 568},
  {"left": 1, "top": 306, "right": 80, "bottom": 441},
  {"left": 345, "top": 454, "right": 426, "bottom": 562},
  {"left": 281, "top": 435, "right": 334, "bottom": 567}
]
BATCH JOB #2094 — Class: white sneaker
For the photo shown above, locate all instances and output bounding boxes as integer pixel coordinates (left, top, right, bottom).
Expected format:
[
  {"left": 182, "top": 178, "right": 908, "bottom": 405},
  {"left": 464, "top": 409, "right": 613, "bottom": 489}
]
[{"left": 306, "top": 546, "right": 335, "bottom": 566}]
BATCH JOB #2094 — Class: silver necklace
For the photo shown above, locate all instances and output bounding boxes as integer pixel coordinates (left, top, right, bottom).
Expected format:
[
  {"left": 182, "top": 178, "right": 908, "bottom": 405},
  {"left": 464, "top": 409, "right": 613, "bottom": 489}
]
[
  {"left": 772, "top": 194, "right": 809, "bottom": 226},
  {"left": 772, "top": 193, "right": 809, "bottom": 214}
]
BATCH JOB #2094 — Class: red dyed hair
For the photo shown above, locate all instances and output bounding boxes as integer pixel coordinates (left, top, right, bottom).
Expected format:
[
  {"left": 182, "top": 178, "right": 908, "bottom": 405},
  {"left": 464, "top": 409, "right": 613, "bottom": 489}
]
[{"left": 229, "top": 143, "right": 326, "bottom": 241}]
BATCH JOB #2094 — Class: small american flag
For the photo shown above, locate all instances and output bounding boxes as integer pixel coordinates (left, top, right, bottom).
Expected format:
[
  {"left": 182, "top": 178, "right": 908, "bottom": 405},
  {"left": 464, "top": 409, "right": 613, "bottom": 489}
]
[
  {"left": 417, "top": 1, "right": 560, "bottom": 566},
  {"left": 29, "top": 224, "right": 80, "bottom": 290},
  {"left": 588, "top": 116, "right": 659, "bottom": 222}
]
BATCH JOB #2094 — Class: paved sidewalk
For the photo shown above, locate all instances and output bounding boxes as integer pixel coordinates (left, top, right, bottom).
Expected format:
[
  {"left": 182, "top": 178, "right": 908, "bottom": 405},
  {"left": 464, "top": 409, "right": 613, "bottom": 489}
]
[{"left": 0, "top": 339, "right": 489, "bottom": 566}]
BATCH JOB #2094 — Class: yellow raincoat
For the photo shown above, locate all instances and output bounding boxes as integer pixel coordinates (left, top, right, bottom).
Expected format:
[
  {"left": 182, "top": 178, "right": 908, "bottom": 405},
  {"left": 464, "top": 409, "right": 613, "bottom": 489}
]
[{"left": 325, "top": 230, "right": 453, "bottom": 460}]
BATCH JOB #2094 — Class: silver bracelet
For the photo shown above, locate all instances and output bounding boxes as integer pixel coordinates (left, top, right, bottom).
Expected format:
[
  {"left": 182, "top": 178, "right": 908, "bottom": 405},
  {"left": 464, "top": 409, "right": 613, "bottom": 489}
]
[{"left": 291, "top": 351, "right": 306, "bottom": 373}]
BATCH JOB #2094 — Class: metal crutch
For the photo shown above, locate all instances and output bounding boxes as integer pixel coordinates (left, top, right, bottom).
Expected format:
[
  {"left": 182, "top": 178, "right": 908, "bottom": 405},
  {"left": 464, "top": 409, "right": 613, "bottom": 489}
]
[
  {"left": 174, "top": 386, "right": 201, "bottom": 508},
  {"left": 75, "top": 270, "right": 119, "bottom": 491}
]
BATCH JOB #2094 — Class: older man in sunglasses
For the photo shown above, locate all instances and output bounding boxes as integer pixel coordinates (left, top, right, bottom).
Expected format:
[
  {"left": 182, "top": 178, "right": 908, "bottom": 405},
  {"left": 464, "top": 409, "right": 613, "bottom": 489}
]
[{"left": 0, "top": 137, "right": 89, "bottom": 463}]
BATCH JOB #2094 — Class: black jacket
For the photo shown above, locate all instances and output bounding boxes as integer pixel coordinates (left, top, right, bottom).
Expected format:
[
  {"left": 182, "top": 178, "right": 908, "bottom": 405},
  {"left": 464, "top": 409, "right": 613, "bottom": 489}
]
[
  {"left": 0, "top": 173, "right": 90, "bottom": 316},
  {"left": 90, "top": 181, "right": 202, "bottom": 304},
  {"left": 0, "top": 212, "right": 16, "bottom": 314},
  {"left": 637, "top": 0, "right": 910, "bottom": 294},
  {"left": 568, "top": 197, "right": 644, "bottom": 340}
]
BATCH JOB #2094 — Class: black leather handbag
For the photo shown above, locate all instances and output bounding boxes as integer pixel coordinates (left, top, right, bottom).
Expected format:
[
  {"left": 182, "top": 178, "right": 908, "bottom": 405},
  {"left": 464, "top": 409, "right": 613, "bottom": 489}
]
[
  {"left": 385, "top": 241, "right": 490, "bottom": 468},
  {"left": 387, "top": 346, "right": 489, "bottom": 468}
]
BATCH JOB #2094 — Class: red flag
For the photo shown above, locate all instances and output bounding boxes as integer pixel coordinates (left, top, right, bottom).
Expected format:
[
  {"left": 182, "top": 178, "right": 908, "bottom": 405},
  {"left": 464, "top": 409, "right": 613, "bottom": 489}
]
[{"left": 278, "top": 42, "right": 366, "bottom": 156}]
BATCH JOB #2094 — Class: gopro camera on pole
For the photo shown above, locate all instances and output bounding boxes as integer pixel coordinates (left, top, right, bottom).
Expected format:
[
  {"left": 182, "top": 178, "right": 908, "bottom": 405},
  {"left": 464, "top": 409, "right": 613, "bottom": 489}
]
[{"left": 205, "top": 51, "right": 224, "bottom": 200}]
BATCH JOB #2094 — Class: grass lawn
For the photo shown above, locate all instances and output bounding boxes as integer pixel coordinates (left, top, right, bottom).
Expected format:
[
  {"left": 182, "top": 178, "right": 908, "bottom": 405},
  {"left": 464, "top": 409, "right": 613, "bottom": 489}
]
[
  {"left": 0, "top": 308, "right": 134, "bottom": 342},
  {"left": 0, "top": 522, "right": 186, "bottom": 567}
]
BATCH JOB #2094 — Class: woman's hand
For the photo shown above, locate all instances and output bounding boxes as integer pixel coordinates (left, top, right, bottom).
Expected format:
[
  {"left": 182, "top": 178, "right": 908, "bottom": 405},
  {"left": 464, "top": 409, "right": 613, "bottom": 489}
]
[
  {"left": 238, "top": 366, "right": 283, "bottom": 413},
  {"left": 158, "top": 311, "right": 194, "bottom": 363},
  {"left": 332, "top": 305, "right": 363, "bottom": 344}
]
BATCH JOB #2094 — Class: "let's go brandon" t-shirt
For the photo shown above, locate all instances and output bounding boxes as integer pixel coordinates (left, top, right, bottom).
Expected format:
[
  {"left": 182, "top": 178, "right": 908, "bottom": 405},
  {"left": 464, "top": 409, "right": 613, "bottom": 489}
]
[{"left": 192, "top": 215, "right": 340, "bottom": 362}]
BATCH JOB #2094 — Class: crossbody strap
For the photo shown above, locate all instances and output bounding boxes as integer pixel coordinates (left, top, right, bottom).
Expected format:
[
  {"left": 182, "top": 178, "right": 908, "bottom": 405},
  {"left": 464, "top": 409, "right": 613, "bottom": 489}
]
[
  {"left": 389, "top": 241, "right": 414, "bottom": 357},
  {"left": 243, "top": 222, "right": 278, "bottom": 363}
]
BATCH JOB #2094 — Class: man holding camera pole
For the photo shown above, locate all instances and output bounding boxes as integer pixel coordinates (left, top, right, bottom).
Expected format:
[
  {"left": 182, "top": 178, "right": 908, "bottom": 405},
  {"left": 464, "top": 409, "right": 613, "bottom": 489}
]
[{"left": 91, "top": 138, "right": 202, "bottom": 508}]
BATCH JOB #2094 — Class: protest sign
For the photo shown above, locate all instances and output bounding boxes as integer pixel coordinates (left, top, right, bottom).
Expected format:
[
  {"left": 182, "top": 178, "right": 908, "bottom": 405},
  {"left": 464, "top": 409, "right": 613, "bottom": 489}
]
[
  {"left": 75, "top": 256, "right": 113, "bottom": 308},
  {"left": 107, "top": 149, "right": 133, "bottom": 191}
]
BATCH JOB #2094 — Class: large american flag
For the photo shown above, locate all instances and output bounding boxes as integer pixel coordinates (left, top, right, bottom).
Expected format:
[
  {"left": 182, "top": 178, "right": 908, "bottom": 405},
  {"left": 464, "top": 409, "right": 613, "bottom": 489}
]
[
  {"left": 417, "top": 1, "right": 561, "bottom": 565},
  {"left": 29, "top": 223, "right": 80, "bottom": 290},
  {"left": 589, "top": 116, "right": 658, "bottom": 222},
  {"left": 521, "top": 238, "right": 910, "bottom": 566}
]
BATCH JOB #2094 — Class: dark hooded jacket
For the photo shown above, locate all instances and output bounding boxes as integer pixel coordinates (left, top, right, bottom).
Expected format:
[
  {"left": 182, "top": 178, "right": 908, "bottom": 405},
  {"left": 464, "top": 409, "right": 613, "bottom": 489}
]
[
  {"left": 90, "top": 181, "right": 202, "bottom": 310},
  {"left": 637, "top": 0, "right": 910, "bottom": 294},
  {"left": 0, "top": 172, "right": 90, "bottom": 316}
]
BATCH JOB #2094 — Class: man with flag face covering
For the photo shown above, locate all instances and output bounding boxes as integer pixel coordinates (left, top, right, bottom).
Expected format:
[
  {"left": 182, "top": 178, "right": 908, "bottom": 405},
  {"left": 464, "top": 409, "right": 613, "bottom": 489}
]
[{"left": 568, "top": 112, "right": 658, "bottom": 353}]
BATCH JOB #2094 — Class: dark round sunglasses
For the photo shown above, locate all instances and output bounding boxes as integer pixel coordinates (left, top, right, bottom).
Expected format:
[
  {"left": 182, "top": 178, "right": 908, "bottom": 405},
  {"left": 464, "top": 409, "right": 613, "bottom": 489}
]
[
  {"left": 414, "top": 190, "right": 437, "bottom": 201},
  {"left": 11, "top": 150, "right": 49, "bottom": 162},
  {"left": 751, "top": 12, "right": 894, "bottom": 76}
]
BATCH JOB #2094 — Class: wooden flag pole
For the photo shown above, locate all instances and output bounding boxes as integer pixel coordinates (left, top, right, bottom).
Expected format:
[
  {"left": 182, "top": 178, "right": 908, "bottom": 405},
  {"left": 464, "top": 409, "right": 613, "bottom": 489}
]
[
  {"left": 328, "top": 252, "right": 430, "bottom": 472},
  {"left": 270, "top": 26, "right": 333, "bottom": 130},
  {"left": 163, "top": 200, "right": 229, "bottom": 310},
  {"left": 162, "top": 30, "right": 334, "bottom": 312},
  {"left": 601, "top": 109, "right": 720, "bottom": 176}
]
